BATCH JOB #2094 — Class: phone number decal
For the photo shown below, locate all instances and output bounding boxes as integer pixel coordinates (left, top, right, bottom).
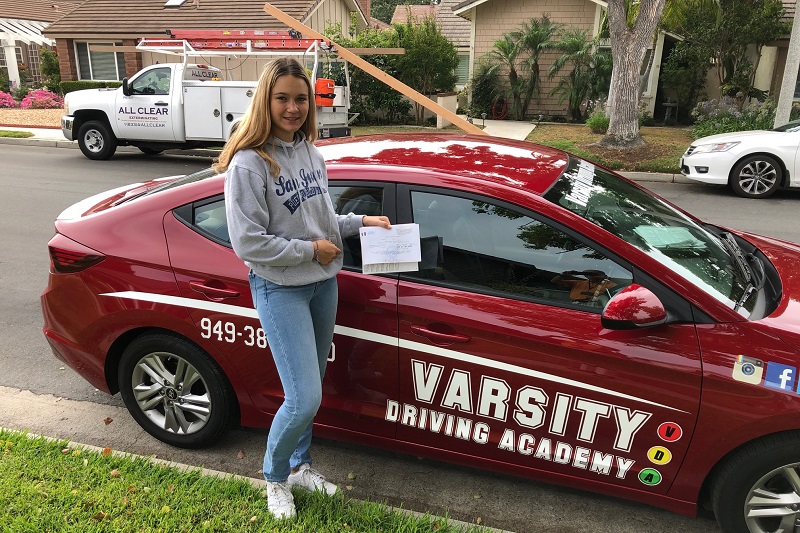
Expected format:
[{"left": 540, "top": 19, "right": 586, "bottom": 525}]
[{"left": 200, "top": 318, "right": 267, "bottom": 348}]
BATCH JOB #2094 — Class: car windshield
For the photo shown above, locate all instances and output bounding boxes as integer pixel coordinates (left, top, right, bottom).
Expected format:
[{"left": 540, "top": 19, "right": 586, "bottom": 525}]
[
  {"left": 772, "top": 119, "right": 800, "bottom": 132},
  {"left": 543, "top": 158, "right": 756, "bottom": 316}
]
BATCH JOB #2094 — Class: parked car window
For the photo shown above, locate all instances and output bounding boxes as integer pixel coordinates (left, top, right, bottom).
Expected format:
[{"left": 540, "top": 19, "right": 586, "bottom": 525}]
[
  {"left": 407, "top": 191, "right": 632, "bottom": 309},
  {"left": 174, "top": 195, "right": 230, "bottom": 245},
  {"left": 545, "top": 157, "right": 757, "bottom": 316},
  {"left": 131, "top": 67, "right": 171, "bottom": 95},
  {"left": 329, "top": 185, "right": 384, "bottom": 270}
]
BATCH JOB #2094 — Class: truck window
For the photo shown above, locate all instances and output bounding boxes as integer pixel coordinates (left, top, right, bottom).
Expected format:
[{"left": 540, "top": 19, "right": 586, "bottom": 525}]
[{"left": 130, "top": 67, "right": 171, "bottom": 96}]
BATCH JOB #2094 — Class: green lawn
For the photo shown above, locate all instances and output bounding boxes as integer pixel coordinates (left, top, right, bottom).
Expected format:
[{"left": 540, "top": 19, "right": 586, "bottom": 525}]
[{"left": 0, "top": 430, "right": 486, "bottom": 533}]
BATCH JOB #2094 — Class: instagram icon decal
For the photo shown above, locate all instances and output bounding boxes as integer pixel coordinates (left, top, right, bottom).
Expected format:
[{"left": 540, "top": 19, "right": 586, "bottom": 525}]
[{"left": 732, "top": 355, "right": 764, "bottom": 384}]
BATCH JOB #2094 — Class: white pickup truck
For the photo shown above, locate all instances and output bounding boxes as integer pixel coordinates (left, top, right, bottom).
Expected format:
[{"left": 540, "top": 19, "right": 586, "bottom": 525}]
[{"left": 61, "top": 61, "right": 351, "bottom": 160}]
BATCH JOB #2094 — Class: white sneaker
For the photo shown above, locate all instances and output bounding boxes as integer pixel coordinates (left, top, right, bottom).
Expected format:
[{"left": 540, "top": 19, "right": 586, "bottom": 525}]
[
  {"left": 265, "top": 481, "right": 296, "bottom": 520},
  {"left": 287, "top": 463, "right": 338, "bottom": 495}
]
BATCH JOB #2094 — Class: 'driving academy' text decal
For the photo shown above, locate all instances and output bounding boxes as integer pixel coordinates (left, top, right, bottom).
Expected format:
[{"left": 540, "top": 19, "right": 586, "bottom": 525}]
[{"left": 386, "top": 359, "right": 680, "bottom": 483}]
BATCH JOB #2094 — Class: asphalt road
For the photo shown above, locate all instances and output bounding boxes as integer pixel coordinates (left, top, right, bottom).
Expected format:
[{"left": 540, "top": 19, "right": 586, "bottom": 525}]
[{"left": 3, "top": 142, "right": 799, "bottom": 532}]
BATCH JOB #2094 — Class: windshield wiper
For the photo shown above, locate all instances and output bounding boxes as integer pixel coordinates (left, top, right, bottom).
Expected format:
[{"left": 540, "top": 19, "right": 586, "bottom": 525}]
[
  {"left": 747, "top": 253, "right": 766, "bottom": 290},
  {"left": 720, "top": 232, "right": 752, "bottom": 283},
  {"left": 734, "top": 284, "right": 756, "bottom": 312}
]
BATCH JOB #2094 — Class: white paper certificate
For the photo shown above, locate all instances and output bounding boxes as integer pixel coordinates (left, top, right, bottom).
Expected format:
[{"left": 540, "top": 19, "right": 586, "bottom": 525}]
[{"left": 359, "top": 223, "right": 421, "bottom": 274}]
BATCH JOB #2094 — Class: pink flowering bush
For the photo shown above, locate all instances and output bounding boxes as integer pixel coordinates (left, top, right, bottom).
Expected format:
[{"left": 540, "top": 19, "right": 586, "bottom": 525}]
[
  {"left": 20, "top": 89, "right": 63, "bottom": 109},
  {"left": 0, "top": 91, "right": 16, "bottom": 108}
]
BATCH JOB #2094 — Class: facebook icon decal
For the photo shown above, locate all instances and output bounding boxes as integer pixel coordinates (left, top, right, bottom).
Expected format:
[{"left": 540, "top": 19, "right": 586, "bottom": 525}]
[{"left": 764, "top": 362, "right": 797, "bottom": 391}]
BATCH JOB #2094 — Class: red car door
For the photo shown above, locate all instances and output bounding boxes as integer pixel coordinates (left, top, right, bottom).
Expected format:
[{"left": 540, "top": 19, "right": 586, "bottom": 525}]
[
  {"left": 393, "top": 187, "right": 701, "bottom": 497},
  {"left": 163, "top": 186, "right": 398, "bottom": 438}
]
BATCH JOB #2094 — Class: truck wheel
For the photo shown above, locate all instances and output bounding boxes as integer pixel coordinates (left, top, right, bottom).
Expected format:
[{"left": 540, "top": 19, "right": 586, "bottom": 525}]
[
  {"left": 78, "top": 120, "right": 117, "bottom": 160},
  {"left": 712, "top": 431, "right": 800, "bottom": 533}
]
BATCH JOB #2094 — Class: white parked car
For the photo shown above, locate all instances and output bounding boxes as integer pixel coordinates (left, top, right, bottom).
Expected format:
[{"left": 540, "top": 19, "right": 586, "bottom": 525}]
[{"left": 681, "top": 120, "right": 800, "bottom": 198}]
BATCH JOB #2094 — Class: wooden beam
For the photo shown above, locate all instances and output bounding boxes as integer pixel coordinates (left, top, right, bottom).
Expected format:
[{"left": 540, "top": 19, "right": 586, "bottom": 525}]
[
  {"left": 263, "top": 2, "right": 486, "bottom": 136},
  {"left": 348, "top": 47, "right": 405, "bottom": 55}
]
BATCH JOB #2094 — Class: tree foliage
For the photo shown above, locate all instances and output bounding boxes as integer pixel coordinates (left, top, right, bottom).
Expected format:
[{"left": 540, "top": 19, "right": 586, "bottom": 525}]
[
  {"left": 371, "top": 0, "right": 429, "bottom": 24},
  {"left": 661, "top": 0, "right": 787, "bottom": 105},
  {"left": 326, "top": 21, "right": 411, "bottom": 124},
  {"left": 394, "top": 16, "right": 459, "bottom": 124},
  {"left": 513, "top": 16, "right": 562, "bottom": 115},
  {"left": 39, "top": 48, "right": 62, "bottom": 93},
  {"left": 548, "top": 29, "right": 610, "bottom": 121}
]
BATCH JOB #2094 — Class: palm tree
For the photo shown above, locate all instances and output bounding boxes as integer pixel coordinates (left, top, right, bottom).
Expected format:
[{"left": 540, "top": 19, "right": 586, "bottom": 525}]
[
  {"left": 548, "top": 29, "right": 596, "bottom": 121},
  {"left": 488, "top": 34, "right": 525, "bottom": 120},
  {"left": 512, "top": 15, "right": 562, "bottom": 119}
]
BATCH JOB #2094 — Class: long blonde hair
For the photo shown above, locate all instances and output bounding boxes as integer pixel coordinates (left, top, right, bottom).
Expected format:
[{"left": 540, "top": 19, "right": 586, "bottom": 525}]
[{"left": 213, "top": 58, "right": 317, "bottom": 176}]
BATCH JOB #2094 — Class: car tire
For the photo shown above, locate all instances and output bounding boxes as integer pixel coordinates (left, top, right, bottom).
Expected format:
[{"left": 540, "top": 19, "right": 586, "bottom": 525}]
[
  {"left": 729, "top": 154, "right": 782, "bottom": 199},
  {"left": 77, "top": 120, "right": 117, "bottom": 160},
  {"left": 118, "top": 333, "right": 237, "bottom": 448},
  {"left": 138, "top": 147, "right": 164, "bottom": 155},
  {"left": 712, "top": 431, "right": 800, "bottom": 533}
]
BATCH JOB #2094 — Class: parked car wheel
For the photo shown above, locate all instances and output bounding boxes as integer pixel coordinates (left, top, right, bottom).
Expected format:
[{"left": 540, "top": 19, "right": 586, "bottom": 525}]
[
  {"left": 77, "top": 120, "right": 117, "bottom": 160},
  {"left": 712, "top": 432, "right": 800, "bottom": 533},
  {"left": 118, "top": 333, "right": 237, "bottom": 448},
  {"left": 729, "top": 154, "right": 782, "bottom": 199}
]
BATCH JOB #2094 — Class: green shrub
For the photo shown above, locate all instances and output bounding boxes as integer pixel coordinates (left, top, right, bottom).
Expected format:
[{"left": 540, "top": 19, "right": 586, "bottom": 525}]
[
  {"left": 585, "top": 109, "right": 609, "bottom": 133},
  {"left": 691, "top": 96, "right": 776, "bottom": 138}
]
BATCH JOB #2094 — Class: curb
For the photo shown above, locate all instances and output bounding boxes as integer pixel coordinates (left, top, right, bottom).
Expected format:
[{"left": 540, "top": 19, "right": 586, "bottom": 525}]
[
  {"left": 0, "top": 135, "right": 220, "bottom": 158},
  {"left": 1, "top": 426, "right": 506, "bottom": 532}
]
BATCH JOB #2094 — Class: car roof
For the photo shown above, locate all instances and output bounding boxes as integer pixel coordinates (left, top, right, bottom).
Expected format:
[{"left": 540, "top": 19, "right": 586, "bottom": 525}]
[{"left": 317, "top": 133, "right": 570, "bottom": 195}]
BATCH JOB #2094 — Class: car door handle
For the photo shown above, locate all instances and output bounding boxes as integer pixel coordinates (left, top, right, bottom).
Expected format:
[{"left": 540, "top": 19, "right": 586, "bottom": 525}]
[
  {"left": 189, "top": 281, "right": 240, "bottom": 299},
  {"left": 155, "top": 102, "right": 168, "bottom": 106},
  {"left": 410, "top": 325, "right": 471, "bottom": 344}
]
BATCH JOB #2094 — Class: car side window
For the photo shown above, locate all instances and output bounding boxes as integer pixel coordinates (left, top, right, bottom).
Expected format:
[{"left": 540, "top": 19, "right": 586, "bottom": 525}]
[
  {"left": 174, "top": 196, "right": 230, "bottom": 245},
  {"left": 130, "top": 67, "right": 171, "bottom": 95},
  {"left": 407, "top": 191, "right": 633, "bottom": 310},
  {"left": 329, "top": 185, "right": 384, "bottom": 270}
]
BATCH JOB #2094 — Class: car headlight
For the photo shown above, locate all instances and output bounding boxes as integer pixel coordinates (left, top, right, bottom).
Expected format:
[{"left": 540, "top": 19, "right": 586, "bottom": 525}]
[{"left": 691, "top": 142, "right": 740, "bottom": 154}]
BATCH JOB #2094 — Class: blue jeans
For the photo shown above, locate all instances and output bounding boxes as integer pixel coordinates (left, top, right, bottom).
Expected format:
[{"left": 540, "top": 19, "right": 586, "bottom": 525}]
[{"left": 249, "top": 271, "right": 338, "bottom": 483}]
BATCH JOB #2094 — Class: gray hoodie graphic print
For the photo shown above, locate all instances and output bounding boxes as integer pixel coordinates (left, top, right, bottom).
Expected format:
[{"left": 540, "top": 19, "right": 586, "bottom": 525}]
[{"left": 224, "top": 133, "right": 362, "bottom": 286}]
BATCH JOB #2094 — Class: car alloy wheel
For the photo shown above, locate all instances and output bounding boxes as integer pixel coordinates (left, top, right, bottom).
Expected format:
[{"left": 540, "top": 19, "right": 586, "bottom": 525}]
[
  {"left": 118, "top": 333, "right": 237, "bottom": 448},
  {"left": 713, "top": 432, "right": 800, "bottom": 533},
  {"left": 730, "top": 155, "right": 782, "bottom": 199}
]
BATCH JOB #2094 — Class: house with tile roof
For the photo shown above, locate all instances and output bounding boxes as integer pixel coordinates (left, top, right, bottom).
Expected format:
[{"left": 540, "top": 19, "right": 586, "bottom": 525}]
[
  {"left": 43, "top": 0, "right": 372, "bottom": 83},
  {"left": 0, "top": 0, "right": 82, "bottom": 88},
  {"left": 452, "top": 0, "right": 800, "bottom": 122}
]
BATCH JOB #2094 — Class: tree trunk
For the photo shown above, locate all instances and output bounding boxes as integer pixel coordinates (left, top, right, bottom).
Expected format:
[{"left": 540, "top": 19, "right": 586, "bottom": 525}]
[{"left": 598, "top": 0, "right": 666, "bottom": 149}]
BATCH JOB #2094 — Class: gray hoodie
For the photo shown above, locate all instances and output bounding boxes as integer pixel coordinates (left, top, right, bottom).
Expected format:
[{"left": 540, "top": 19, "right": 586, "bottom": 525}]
[{"left": 224, "top": 133, "right": 362, "bottom": 286}]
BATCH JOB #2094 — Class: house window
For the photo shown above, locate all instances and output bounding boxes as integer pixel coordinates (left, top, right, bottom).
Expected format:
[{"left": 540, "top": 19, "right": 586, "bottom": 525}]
[
  {"left": 455, "top": 53, "right": 469, "bottom": 88},
  {"left": 75, "top": 42, "right": 126, "bottom": 81}
]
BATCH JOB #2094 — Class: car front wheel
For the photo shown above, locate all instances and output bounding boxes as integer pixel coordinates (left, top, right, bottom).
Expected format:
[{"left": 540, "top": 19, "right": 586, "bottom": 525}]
[
  {"left": 77, "top": 120, "right": 117, "bottom": 160},
  {"left": 729, "top": 154, "right": 782, "bottom": 198},
  {"left": 118, "top": 333, "right": 237, "bottom": 448},
  {"left": 712, "top": 432, "right": 800, "bottom": 533}
]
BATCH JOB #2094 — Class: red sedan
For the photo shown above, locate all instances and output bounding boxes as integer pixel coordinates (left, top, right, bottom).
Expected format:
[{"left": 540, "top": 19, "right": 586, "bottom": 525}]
[{"left": 42, "top": 134, "right": 800, "bottom": 533}]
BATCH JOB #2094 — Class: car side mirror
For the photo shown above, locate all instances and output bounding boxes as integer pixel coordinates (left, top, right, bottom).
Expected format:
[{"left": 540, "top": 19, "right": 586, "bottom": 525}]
[
  {"left": 122, "top": 78, "right": 130, "bottom": 96},
  {"left": 601, "top": 284, "right": 668, "bottom": 330}
]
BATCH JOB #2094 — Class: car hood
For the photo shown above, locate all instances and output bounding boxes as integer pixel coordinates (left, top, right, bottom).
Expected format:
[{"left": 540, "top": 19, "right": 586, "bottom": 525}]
[
  {"left": 747, "top": 232, "right": 800, "bottom": 351},
  {"left": 691, "top": 129, "right": 781, "bottom": 146}
]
